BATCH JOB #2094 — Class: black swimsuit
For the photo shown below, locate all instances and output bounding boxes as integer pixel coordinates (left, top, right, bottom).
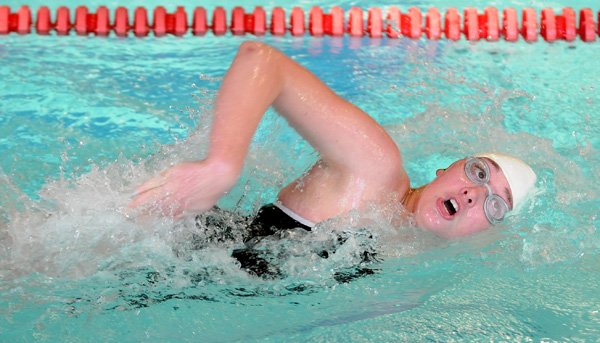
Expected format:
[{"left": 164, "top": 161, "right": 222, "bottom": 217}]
[
  {"left": 231, "top": 204, "right": 377, "bottom": 281},
  {"left": 231, "top": 204, "right": 311, "bottom": 278},
  {"left": 243, "top": 203, "right": 312, "bottom": 239}
]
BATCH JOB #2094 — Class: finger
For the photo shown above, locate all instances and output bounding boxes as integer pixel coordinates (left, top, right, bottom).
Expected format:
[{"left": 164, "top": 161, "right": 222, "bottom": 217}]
[
  {"left": 132, "top": 176, "right": 166, "bottom": 197},
  {"left": 128, "top": 187, "right": 163, "bottom": 209}
]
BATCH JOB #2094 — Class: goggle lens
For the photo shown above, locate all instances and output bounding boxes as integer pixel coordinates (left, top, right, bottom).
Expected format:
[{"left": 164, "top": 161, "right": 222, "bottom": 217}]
[
  {"left": 465, "top": 158, "right": 490, "bottom": 184},
  {"left": 485, "top": 195, "right": 509, "bottom": 224}
]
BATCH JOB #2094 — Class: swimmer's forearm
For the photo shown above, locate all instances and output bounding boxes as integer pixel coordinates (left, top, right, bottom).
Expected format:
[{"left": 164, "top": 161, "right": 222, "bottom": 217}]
[
  {"left": 131, "top": 42, "right": 295, "bottom": 215},
  {"left": 205, "top": 41, "right": 284, "bottom": 175}
]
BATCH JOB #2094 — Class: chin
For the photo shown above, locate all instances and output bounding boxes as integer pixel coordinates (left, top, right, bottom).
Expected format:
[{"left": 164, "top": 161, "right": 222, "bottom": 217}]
[{"left": 426, "top": 227, "right": 456, "bottom": 239}]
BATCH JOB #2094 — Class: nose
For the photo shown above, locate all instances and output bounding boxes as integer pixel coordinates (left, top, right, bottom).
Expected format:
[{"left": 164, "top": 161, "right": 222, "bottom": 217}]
[{"left": 460, "top": 186, "right": 487, "bottom": 208}]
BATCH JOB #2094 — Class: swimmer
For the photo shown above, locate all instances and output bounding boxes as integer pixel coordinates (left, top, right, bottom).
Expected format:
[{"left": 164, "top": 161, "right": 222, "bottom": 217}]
[{"left": 129, "top": 41, "right": 536, "bottom": 240}]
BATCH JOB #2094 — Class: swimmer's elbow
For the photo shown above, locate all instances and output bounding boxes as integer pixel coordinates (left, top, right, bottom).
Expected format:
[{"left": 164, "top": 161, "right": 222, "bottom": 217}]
[
  {"left": 237, "top": 41, "right": 274, "bottom": 59},
  {"left": 235, "top": 41, "right": 287, "bottom": 83}
]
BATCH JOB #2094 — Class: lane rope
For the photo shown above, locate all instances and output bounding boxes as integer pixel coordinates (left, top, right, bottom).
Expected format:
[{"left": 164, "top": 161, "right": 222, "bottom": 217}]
[{"left": 0, "top": 5, "right": 597, "bottom": 42}]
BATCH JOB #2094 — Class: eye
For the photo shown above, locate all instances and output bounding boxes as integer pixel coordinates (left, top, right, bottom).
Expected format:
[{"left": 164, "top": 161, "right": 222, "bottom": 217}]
[
  {"left": 468, "top": 163, "right": 487, "bottom": 181},
  {"left": 465, "top": 158, "right": 490, "bottom": 184},
  {"left": 474, "top": 166, "right": 487, "bottom": 181}
]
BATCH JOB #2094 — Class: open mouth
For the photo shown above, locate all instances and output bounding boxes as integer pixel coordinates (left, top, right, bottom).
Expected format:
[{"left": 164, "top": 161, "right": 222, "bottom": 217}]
[
  {"left": 437, "top": 197, "right": 460, "bottom": 220},
  {"left": 443, "top": 198, "right": 458, "bottom": 215}
]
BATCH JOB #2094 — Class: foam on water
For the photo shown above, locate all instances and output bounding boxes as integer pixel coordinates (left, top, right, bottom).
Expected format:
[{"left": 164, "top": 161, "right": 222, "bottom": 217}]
[{"left": 0, "top": 105, "right": 431, "bottom": 296}]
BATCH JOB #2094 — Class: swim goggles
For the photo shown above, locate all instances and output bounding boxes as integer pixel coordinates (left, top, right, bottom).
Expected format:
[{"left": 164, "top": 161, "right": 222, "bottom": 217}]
[{"left": 464, "top": 157, "right": 510, "bottom": 224}]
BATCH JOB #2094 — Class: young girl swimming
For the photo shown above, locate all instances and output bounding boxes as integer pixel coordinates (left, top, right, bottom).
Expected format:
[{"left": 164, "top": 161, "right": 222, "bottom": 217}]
[{"left": 129, "top": 41, "right": 536, "bottom": 241}]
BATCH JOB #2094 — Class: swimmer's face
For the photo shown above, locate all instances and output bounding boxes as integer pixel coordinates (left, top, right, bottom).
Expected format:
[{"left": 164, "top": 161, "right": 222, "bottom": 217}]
[{"left": 413, "top": 158, "right": 513, "bottom": 238}]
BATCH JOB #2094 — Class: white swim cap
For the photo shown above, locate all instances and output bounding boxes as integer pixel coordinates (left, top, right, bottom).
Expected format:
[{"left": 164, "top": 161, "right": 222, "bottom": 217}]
[{"left": 476, "top": 152, "right": 536, "bottom": 211}]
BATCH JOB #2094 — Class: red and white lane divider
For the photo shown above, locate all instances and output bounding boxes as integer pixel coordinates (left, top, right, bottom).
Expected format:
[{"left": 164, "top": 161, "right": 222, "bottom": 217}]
[{"left": 0, "top": 5, "right": 598, "bottom": 42}]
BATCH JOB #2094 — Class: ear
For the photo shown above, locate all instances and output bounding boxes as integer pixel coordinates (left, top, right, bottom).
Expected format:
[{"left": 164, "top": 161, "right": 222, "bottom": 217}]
[{"left": 436, "top": 168, "right": 446, "bottom": 177}]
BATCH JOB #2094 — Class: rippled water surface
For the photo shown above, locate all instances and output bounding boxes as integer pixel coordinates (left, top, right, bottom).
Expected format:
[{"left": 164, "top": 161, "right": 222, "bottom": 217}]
[{"left": 1, "top": 0, "right": 599, "bottom": 341}]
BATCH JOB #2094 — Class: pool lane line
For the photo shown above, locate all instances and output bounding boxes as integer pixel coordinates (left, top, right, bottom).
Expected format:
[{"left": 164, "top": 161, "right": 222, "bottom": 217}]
[{"left": 0, "top": 5, "right": 598, "bottom": 42}]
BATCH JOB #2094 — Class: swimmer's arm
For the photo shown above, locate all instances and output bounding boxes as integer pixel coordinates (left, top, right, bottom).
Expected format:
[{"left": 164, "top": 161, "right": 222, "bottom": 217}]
[
  {"left": 130, "top": 41, "right": 405, "bottom": 217},
  {"left": 208, "top": 41, "right": 404, "bottom": 181}
]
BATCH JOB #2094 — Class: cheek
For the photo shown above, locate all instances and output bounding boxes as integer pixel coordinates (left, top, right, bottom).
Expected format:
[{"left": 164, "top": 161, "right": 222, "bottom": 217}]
[
  {"left": 414, "top": 200, "right": 453, "bottom": 236},
  {"left": 413, "top": 193, "right": 439, "bottom": 224},
  {"left": 415, "top": 209, "right": 442, "bottom": 230},
  {"left": 455, "top": 212, "right": 492, "bottom": 236}
]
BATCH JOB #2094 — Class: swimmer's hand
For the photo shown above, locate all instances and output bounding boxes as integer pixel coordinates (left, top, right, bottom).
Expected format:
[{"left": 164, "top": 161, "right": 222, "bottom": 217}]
[{"left": 128, "top": 160, "right": 238, "bottom": 218}]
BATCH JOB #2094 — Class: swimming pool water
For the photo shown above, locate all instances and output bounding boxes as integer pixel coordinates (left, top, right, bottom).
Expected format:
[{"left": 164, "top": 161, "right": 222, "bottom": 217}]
[{"left": 1, "top": 0, "right": 599, "bottom": 341}]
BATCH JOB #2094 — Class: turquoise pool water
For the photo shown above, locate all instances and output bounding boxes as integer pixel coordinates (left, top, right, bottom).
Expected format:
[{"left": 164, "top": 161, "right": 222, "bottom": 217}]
[{"left": 1, "top": 0, "right": 599, "bottom": 341}]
